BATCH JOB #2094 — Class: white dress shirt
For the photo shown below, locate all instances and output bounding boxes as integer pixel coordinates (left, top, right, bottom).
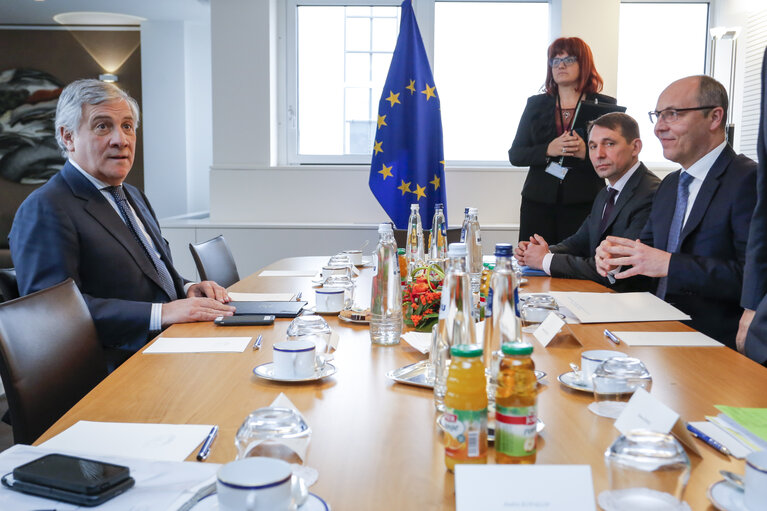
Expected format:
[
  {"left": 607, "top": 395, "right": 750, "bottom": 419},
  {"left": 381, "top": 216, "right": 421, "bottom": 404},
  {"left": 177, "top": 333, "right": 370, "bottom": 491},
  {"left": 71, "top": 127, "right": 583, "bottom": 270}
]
[{"left": 679, "top": 140, "right": 727, "bottom": 225}]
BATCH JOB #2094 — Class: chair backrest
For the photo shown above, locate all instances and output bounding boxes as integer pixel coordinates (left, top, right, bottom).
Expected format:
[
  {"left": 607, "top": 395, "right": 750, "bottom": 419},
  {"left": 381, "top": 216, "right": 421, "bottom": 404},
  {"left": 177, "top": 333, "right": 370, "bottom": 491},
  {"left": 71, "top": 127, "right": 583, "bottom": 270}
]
[
  {"left": 393, "top": 227, "right": 464, "bottom": 252},
  {"left": 0, "top": 268, "right": 18, "bottom": 303},
  {"left": 0, "top": 279, "right": 107, "bottom": 444},
  {"left": 189, "top": 235, "right": 240, "bottom": 288}
]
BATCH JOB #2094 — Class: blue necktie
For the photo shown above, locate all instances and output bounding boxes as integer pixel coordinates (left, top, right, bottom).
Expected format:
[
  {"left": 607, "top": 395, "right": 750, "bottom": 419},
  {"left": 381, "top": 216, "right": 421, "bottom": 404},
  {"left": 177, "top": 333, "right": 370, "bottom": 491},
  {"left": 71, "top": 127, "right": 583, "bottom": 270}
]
[
  {"left": 656, "top": 172, "right": 694, "bottom": 300},
  {"left": 107, "top": 185, "right": 178, "bottom": 301}
]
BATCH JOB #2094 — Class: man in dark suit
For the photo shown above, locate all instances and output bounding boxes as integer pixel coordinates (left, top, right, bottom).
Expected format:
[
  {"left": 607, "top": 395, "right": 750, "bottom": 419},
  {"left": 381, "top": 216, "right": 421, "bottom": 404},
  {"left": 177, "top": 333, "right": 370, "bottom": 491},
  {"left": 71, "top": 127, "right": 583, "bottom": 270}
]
[
  {"left": 596, "top": 75, "right": 756, "bottom": 349},
  {"left": 515, "top": 113, "right": 660, "bottom": 292},
  {"left": 739, "top": 46, "right": 767, "bottom": 364},
  {"left": 9, "top": 79, "right": 234, "bottom": 367}
]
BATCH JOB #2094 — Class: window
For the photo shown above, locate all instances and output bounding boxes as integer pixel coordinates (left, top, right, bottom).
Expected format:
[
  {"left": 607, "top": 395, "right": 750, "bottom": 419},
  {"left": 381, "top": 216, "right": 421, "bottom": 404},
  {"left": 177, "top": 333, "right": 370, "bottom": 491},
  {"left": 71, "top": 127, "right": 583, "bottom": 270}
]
[
  {"left": 434, "top": 1, "right": 549, "bottom": 163},
  {"left": 285, "top": 0, "right": 550, "bottom": 165},
  {"left": 617, "top": 2, "right": 709, "bottom": 164}
]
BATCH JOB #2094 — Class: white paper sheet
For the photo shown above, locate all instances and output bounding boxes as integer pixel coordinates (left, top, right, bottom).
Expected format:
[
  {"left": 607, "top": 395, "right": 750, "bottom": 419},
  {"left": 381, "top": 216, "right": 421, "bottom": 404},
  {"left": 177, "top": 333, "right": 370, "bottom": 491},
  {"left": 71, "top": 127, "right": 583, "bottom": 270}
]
[
  {"left": 39, "top": 421, "right": 214, "bottom": 462},
  {"left": 0, "top": 444, "right": 219, "bottom": 511},
  {"left": 547, "top": 291, "right": 691, "bottom": 323},
  {"left": 613, "top": 331, "right": 723, "bottom": 347},
  {"left": 401, "top": 332, "right": 432, "bottom": 354},
  {"left": 143, "top": 337, "right": 252, "bottom": 354},
  {"left": 455, "top": 465, "right": 596, "bottom": 511},
  {"left": 227, "top": 292, "right": 294, "bottom": 301},
  {"left": 260, "top": 270, "right": 317, "bottom": 277}
]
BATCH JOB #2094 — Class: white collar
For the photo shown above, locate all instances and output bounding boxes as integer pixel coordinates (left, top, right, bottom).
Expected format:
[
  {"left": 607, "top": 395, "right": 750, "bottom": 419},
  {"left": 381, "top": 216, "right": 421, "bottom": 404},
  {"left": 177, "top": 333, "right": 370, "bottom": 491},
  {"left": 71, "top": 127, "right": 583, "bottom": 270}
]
[
  {"left": 607, "top": 160, "right": 641, "bottom": 194},
  {"left": 683, "top": 140, "right": 727, "bottom": 181}
]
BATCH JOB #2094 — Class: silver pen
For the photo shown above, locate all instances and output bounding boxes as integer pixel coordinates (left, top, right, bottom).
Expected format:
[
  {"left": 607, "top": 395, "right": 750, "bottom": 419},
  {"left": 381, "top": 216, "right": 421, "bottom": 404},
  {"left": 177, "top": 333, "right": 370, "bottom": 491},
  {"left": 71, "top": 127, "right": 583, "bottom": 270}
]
[
  {"left": 603, "top": 329, "right": 621, "bottom": 345},
  {"left": 295, "top": 291, "right": 302, "bottom": 301},
  {"left": 253, "top": 334, "right": 263, "bottom": 350}
]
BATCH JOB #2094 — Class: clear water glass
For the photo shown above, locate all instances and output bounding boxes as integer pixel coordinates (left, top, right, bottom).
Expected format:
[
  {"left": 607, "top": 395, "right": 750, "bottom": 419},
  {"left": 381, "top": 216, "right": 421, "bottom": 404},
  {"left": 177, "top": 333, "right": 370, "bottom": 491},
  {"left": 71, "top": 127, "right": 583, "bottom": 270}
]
[
  {"left": 235, "top": 407, "right": 311, "bottom": 462},
  {"left": 591, "top": 357, "right": 652, "bottom": 418},
  {"left": 286, "top": 315, "right": 333, "bottom": 363}
]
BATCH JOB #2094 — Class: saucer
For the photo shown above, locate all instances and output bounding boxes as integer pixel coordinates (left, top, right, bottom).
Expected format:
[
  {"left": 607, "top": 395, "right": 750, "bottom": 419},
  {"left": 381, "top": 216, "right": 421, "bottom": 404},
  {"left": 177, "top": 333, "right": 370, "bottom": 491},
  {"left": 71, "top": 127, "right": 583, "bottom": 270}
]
[
  {"left": 306, "top": 306, "right": 344, "bottom": 315},
  {"left": 598, "top": 489, "right": 691, "bottom": 511},
  {"left": 557, "top": 370, "right": 594, "bottom": 392},
  {"left": 708, "top": 480, "right": 748, "bottom": 511},
  {"left": 253, "top": 362, "right": 337, "bottom": 382},
  {"left": 191, "top": 492, "right": 330, "bottom": 510},
  {"left": 338, "top": 313, "right": 369, "bottom": 325},
  {"left": 358, "top": 256, "right": 374, "bottom": 267}
]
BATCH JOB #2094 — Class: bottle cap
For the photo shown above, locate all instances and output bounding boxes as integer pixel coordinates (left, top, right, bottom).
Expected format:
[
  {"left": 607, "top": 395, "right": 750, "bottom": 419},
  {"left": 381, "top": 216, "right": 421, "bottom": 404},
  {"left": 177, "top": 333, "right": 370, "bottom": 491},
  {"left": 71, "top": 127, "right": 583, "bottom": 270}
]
[
  {"left": 378, "top": 222, "right": 393, "bottom": 233},
  {"left": 501, "top": 342, "right": 534, "bottom": 356},
  {"left": 468, "top": 207, "right": 478, "bottom": 215},
  {"left": 448, "top": 242, "right": 467, "bottom": 257},
  {"left": 451, "top": 344, "right": 483, "bottom": 358},
  {"left": 397, "top": 248, "right": 405, "bottom": 255},
  {"left": 411, "top": 203, "right": 419, "bottom": 211},
  {"left": 436, "top": 203, "right": 443, "bottom": 209},
  {"left": 495, "top": 243, "right": 513, "bottom": 257}
]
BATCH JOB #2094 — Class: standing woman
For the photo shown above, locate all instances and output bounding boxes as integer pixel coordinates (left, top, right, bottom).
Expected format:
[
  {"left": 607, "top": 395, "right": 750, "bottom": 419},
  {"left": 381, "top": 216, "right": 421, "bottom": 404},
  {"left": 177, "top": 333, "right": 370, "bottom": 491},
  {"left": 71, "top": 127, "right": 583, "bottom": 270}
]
[{"left": 509, "top": 37, "right": 615, "bottom": 245}]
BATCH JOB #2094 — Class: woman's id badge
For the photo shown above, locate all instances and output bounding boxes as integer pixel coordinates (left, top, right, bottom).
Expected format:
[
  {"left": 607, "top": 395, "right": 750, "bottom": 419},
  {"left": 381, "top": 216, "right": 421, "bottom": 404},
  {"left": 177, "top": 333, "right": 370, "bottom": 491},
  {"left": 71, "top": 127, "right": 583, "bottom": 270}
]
[{"left": 545, "top": 161, "right": 568, "bottom": 180}]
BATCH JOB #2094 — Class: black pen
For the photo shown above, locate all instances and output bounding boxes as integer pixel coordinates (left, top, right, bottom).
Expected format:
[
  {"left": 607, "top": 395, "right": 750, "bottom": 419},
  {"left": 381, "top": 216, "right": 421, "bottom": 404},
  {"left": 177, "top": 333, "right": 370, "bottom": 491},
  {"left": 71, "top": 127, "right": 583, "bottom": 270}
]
[
  {"left": 197, "top": 425, "right": 218, "bottom": 461},
  {"left": 253, "top": 334, "right": 262, "bottom": 351},
  {"left": 687, "top": 423, "right": 731, "bottom": 456}
]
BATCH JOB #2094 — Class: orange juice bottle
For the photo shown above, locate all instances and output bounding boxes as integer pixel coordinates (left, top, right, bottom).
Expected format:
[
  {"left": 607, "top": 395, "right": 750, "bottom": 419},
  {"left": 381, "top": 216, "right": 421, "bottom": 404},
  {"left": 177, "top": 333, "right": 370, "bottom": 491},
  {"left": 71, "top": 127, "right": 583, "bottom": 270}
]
[
  {"left": 495, "top": 342, "right": 537, "bottom": 464},
  {"left": 443, "top": 344, "right": 488, "bottom": 471}
]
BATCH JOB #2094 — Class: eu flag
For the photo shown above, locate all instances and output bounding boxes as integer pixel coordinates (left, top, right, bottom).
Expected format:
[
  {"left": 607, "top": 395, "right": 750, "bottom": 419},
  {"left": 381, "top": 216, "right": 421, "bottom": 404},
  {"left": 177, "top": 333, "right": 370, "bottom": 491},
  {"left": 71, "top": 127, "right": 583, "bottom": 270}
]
[{"left": 369, "top": 0, "right": 446, "bottom": 230}]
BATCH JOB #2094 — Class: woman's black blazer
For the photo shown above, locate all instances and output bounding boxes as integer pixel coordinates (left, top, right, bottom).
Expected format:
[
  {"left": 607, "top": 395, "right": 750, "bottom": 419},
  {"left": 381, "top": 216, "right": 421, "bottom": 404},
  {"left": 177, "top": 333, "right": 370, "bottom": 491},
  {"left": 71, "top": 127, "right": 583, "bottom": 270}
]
[{"left": 508, "top": 92, "right": 617, "bottom": 205}]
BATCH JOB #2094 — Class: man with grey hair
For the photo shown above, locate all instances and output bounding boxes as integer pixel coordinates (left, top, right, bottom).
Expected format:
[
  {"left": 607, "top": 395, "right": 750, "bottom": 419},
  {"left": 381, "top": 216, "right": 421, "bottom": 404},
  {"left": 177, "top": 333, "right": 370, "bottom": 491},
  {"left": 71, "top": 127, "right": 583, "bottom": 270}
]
[
  {"left": 595, "top": 75, "right": 756, "bottom": 348},
  {"left": 10, "top": 79, "right": 234, "bottom": 369}
]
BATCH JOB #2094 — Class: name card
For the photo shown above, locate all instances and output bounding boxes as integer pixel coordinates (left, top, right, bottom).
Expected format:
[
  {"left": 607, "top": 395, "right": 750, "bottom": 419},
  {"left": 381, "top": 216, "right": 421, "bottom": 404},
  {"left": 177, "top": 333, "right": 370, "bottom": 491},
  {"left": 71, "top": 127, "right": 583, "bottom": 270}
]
[{"left": 533, "top": 311, "right": 566, "bottom": 347}]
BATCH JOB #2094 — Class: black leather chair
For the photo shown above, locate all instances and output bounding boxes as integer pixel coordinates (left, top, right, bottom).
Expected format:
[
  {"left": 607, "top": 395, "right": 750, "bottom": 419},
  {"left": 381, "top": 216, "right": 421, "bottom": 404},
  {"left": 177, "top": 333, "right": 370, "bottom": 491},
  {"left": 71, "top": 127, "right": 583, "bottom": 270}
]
[
  {"left": 189, "top": 235, "right": 240, "bottom": 288},
  {"left": 0, "top": 268, "right": 18, "bottom": 303},
  {"left": 393, "top": 228, "right": 462, "bottom": 251},
  {"left": 0, "top": 279, "right": 107, "bottom": 444}
]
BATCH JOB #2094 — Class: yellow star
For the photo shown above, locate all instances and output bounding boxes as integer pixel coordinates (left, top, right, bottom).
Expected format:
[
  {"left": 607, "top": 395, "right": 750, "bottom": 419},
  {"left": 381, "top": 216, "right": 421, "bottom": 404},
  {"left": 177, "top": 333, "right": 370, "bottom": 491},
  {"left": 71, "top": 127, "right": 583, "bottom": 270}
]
[
  {"left": 373, "top": 140, "right": 383, "bottom": 155},
  {"left": 413, "top": 184, "right": 427, "bottom": 200},
  {"left": 430, "top": 174, "right": 440, "bottom": 190},
  {"left": 397, "top": 180, "right": 412, "bottom": 196},
  {"left": 421, "top": 83, "right": 436, "bottom": 101},
  {"left": 378, "top": 163, "right": 393, "bottom": 180},
  {"left": 377, "top": 115, "right": 387, "bottom": 129},
  {"left": 406, "top": 79, "right": 416, "bottom": 94},
  {"left": 440, "top": 160, "right": 445, "bottom": 165},
  {"left": 385, "top": 91, "right": 400, "bottom": 107}
]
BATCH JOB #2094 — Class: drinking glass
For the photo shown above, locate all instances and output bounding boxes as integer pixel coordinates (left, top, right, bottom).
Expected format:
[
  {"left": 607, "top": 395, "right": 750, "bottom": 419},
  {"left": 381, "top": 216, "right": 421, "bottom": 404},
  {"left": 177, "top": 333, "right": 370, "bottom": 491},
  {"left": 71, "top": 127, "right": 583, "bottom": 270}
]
[
  {"left": 286, "top": 315, "right": 334, "bottom": 363},
  {"left": 600, "top": 431, "right": 691, "bottom": 511},
  {"left": 324, "top": 275, "right": 355, "bottom": 309},
  {"left": 235, "top": 407, "right": 311, "bottom": 463},
  {"left": 591, "top": 357, "right": 652, "bottom": 418}
]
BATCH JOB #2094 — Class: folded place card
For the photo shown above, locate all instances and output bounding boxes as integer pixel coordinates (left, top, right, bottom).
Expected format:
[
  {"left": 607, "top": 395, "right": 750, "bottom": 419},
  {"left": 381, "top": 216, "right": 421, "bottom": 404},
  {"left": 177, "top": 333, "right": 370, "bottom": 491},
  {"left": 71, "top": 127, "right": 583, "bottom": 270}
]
[
  {"left": 455, "top": 464, "right": 596, "bottom": 511},
  {"left": 533, "top": 311, "right": 567, "bottom": 347},
  {"left": 614, "top": 388, "right": 700, "bottom": 455}
]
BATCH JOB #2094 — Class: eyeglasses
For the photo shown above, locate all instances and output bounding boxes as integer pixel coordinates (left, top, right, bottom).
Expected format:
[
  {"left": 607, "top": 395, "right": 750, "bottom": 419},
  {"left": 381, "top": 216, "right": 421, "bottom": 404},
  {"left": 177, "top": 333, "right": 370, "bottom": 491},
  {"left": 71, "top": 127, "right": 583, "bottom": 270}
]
[
  {"left": 549, "top": 56, "right": 577, "bottom": 67},
  {"left": 648, "top": 106, "right": 718, "bottom": 124}
]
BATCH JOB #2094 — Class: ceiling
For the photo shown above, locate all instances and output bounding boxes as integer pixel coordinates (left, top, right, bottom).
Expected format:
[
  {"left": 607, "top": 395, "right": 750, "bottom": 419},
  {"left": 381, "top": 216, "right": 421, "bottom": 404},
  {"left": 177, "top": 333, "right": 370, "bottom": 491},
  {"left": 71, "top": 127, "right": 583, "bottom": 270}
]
[{"left": 0, "top": 0, "right": 209, "bottom": 25}]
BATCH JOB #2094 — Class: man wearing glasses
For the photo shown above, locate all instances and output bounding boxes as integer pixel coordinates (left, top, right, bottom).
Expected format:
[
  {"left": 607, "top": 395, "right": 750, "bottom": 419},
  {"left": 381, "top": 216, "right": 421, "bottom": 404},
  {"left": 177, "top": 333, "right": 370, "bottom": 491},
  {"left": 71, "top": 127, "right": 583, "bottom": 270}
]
[{"left": 595, "top": 75, "right": 756, "bottom": 349}]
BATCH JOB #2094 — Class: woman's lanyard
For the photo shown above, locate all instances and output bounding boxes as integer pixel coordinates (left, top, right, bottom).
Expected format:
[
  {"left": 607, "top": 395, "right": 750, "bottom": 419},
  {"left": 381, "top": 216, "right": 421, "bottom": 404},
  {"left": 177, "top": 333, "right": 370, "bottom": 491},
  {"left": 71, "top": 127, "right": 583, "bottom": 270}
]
[{"left": 557, "top": 90, "right": 584, "bottom": 134}]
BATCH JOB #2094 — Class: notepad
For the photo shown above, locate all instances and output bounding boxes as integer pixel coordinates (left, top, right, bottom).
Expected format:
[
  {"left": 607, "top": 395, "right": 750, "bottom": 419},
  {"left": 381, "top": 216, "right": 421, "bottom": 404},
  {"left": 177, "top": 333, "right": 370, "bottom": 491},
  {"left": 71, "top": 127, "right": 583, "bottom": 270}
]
[
  {"left": 143, "top": 337, "right": 252, "bottom": 353},
  {"left": 547, "top": 291, "right": 691, "bottom": 323},
  {"left": 227, "top": 292, "right": 294, "bottom": 301},
  {"left": 259, "top": 270, "right": 317, "bottom": 277},
  {"left": 612, "top": 331, "right": 723, "bottom": 347}
]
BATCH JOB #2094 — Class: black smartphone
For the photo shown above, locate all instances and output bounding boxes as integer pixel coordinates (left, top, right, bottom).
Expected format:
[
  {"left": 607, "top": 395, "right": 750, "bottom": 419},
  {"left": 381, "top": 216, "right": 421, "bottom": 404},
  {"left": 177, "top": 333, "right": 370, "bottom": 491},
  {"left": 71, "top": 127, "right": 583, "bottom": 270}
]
[
  {"left": 3, "top": 453, "right": 135, "bottom": 506},
  {"left": 215, "top": 314, "right": 275, "bottom": 326}
]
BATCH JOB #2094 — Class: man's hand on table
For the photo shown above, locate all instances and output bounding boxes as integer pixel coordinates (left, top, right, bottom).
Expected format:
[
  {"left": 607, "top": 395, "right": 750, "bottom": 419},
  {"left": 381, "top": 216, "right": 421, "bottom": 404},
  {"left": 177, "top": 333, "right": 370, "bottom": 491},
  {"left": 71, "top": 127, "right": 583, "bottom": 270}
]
[
  {"left": 596, "top": 236, "right": 670, "bottom": 279},
  {"left": 188, "top": 280, "right": 231, "bottom": 302}
]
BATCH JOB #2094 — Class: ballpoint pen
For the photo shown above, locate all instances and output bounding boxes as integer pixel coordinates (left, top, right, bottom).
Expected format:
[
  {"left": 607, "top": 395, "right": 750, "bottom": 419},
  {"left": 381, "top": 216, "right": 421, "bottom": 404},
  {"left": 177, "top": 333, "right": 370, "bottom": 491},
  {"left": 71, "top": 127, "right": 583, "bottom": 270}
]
[
  {"left": 687, "top": 423, "right": 731, "bottom": 456},
  {"left": 603, "top": 329, "right": 621, "bottom": 345},
  {"left": 295, "top": 291, "right": 302, "bottom": 301},
  {"left": 253, "top": 334, "right": 262, "bottom": 351},
  {"left": 196, "top": 425, "right": 219, "bottom": 461}
]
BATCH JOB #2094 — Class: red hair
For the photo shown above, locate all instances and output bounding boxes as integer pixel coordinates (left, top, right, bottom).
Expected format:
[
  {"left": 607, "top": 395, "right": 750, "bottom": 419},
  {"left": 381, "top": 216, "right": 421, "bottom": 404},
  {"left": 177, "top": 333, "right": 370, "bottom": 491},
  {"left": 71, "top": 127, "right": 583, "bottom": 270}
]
[{"left": 544, "top": 37, "right": 603, "bottom": 96}]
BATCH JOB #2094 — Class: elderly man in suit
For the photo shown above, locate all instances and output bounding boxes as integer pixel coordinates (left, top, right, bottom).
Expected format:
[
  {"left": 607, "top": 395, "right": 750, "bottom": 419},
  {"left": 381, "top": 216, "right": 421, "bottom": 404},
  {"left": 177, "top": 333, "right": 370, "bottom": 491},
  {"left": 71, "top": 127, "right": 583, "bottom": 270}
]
[
  {"left": 9, "top": 79, "right": 235, "bottom": 368},
  {"left": 515, "top": 112, "right": 660, "bottom": 292},
  {"left": 596, "top": 75, "right": 756, "bottom": 349}
]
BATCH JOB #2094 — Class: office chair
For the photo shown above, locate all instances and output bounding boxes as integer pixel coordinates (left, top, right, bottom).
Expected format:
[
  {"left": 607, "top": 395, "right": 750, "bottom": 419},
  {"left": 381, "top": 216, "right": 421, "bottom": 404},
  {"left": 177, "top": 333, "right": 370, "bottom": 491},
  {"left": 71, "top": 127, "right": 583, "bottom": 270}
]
[
  {"left": 189, "top": 235, "right": 240, "bottom": 288},
  {"left": 0, "top": 268, "right": 18, "bottom": 303},
  {"left": 393, "top": 228, "right": 463, "bottom": 251},
  {"left": 0, "top": 279, "right": 108, "bottom": 444}
]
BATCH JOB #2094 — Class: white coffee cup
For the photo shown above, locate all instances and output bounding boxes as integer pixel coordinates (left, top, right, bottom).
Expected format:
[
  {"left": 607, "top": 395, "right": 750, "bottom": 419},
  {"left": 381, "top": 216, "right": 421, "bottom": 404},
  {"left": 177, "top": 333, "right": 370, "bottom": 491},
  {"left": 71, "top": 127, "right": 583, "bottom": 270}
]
[
  {"left": 315, "top": 287, "right": 345, "bottom": 313},
  {"left": 217, "top": 457, "right": 294, "bottom": 511},
  {"left": 322, "top": 264, "right": 350, "bottom": 279},
  {"left": 580, "top": 350, "right": 627, "bottom": 383},
  {"left": 342, "top": 249, "right": 363, "bottom": 265},
  {"left": 273, "top": 340, "right": 316, "bottom": 379},
  {"left": 745, "top": 450, "right": 767, "bottom": 510}
]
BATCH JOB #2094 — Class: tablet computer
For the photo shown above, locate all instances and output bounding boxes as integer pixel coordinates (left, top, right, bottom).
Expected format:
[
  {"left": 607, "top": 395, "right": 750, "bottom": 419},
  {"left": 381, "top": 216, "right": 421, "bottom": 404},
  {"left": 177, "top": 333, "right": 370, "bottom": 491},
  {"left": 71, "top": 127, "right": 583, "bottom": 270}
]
[
  {"left": 572, "top": 101, "right": 627, "bottom": 132},
  {"left": 230, "top": 301, "right": 307, "bottom": 318}
]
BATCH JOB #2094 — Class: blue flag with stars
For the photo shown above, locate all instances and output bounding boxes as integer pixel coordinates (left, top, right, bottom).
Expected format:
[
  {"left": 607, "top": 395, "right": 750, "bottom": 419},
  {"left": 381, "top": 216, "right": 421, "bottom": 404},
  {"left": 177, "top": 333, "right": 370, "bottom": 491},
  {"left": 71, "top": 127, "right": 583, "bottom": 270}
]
[{"left": 369, "top": 0, "right": 446, "bottom": 230}]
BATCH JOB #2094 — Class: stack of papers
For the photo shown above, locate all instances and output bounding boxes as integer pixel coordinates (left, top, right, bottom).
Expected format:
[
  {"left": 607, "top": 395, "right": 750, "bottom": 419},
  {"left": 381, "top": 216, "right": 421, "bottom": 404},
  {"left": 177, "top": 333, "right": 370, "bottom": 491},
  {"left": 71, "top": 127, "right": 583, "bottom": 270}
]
[
  {"left": 547, "top": 292, "right": 691, "bottom": 323},
  {"left": 227, "top": 292, "right": 294, "bottom": 301},
  {"left": 144, "top": 337, "right": 252, "bottom": 354},
  {"left": 612, "top": 331, "right": 723, "bottom": 347}
]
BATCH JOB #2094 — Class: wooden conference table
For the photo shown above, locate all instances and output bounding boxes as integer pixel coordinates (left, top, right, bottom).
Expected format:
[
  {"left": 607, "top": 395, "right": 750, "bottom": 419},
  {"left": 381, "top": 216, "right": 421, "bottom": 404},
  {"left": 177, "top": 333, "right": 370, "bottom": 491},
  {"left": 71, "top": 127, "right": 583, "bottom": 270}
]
[{"left": 36, "top": 256, "right": 767, "bottom": 510}]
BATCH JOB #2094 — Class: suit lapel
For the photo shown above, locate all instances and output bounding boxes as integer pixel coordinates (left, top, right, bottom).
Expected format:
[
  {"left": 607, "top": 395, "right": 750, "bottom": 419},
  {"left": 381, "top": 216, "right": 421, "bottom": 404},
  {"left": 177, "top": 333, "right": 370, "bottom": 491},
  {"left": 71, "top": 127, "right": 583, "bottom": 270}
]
[
  {"left": 654, "top": 171, "right": 680, "bottom": 251},
  {"left": 61, "top": 163, "right": 168, "bottom": 294},
  {"left": 589, "top": 188, "right": 608, "bottom": 242},
  {"left": 599, "top": 164, "right": 646, "bottom": 235},
  {"left": 679, "top": 146, "right": 731, "bottom": 245}
]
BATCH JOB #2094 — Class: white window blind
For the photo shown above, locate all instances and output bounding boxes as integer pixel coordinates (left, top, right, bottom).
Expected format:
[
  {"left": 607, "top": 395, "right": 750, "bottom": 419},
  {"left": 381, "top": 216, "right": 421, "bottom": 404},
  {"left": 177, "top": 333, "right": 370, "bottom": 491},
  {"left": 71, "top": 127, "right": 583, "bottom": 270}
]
[{"left": 741, "top": 9, "right": 767, "bottom": 161}]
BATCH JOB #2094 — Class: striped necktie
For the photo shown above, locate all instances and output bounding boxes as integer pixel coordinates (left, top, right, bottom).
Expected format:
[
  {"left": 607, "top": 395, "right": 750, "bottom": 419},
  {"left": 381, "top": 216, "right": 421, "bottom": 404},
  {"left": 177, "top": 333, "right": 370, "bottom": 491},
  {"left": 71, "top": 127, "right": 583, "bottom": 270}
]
[
  {"left": 656, "top": 172, "right": 694, "bottom": 300},
  {"left": 106, "top": 185, "right": 178, "bottom": 301}
]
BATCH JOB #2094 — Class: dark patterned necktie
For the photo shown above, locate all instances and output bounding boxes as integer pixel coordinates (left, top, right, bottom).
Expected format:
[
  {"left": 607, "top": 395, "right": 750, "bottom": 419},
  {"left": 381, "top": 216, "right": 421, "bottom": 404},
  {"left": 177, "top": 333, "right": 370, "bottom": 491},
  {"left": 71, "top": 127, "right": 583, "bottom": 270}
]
[
  {"left": 656, "top": 172, "right": 694, "bottom": 300},
  {"left": 106, "top": 185, "right": 178, "bottom": 301},
  {"left": 599, "top": 187, "right": 619, "bottom": 234}
]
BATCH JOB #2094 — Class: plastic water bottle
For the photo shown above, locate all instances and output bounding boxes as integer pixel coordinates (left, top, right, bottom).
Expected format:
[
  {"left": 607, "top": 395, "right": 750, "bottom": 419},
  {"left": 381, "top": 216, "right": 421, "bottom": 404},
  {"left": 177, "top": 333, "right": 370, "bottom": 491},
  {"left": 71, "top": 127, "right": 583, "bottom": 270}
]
[
  {"left": 406, "top": 204, "right": 425, "bottom": 282},
  {"left": 482, "top": 243, "right": 522, "bottom": 413},
  {"left": 461, "top": 207, "right": 483, "bottom": 320},
  {"left": 434, "top": 242, "right": 477, "bottom": 412},
  {"left": 370, "top": 223, "right": 402, "bottom": 345},
  {"left": 428, "top": 203, "right": 448, "bottom": 269}
]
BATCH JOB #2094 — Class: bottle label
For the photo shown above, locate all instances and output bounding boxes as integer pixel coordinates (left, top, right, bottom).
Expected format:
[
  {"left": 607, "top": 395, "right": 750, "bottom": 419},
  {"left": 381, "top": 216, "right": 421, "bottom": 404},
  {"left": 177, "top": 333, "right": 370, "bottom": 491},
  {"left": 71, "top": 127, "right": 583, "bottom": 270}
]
[
  {"left": 496, "top": 404, "right": 537, "bottom": 457},
  {"left": 513, "top": 287, "right": 520, "bottom": 317},
  {"left": 476, "top": 231, "right": 481, "bottom": 244},
  {"left": 372, "top": 254, "right": 378, "bottom": 276},
  {"left": 486, "top": 287, "right": 494, "bottom": 318},
  {"left": 438, "top": 301, "right": 448, "bottom": 319},
  {"left": 460, "top": 227, "right": 466, "bottom": 242},
  {"left": 444, "top": 408, "right": 488, "bottom": 459}
]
